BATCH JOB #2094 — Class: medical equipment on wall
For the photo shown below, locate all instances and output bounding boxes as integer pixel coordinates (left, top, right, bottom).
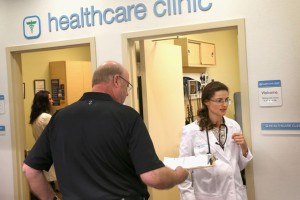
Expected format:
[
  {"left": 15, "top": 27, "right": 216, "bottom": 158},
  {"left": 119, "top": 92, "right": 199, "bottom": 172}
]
[
  {"left": 183, "top": 77, "right": 201, "bottom": 125},
  {"left": 183, "top": 72, "right": 210, "bottom": 125},
  {"left": 200, "top": 72, "right": 209, "bottom": 85}
]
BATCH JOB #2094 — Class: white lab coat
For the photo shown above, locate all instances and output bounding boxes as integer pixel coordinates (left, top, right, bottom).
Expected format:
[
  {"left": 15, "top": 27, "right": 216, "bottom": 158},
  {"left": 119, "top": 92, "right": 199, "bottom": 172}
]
[{"left": 178, "top": 117, "right": 253, "bottom": 200}]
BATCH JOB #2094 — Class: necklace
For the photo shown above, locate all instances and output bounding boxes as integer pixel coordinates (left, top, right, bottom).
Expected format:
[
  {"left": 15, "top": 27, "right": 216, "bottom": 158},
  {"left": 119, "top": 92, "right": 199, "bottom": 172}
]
[
  {"left": 212, "top": 127, "right": 219, "bottom": 139},
  {"left": 212, "top": 127, "right": 226, "bottom": 147}
]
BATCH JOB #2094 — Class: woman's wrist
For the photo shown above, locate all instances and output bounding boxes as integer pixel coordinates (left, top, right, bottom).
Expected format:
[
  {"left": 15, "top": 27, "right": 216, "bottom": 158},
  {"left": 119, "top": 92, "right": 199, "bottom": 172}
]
[{"left": 243, "top": 149, "right": 249, "bottom": 157}]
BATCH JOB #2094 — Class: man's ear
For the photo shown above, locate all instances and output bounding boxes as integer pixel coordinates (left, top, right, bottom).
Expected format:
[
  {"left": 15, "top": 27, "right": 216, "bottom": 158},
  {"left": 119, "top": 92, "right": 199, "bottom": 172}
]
[{"left": 112, "top": 75, "right": 119, "bottom": 87}]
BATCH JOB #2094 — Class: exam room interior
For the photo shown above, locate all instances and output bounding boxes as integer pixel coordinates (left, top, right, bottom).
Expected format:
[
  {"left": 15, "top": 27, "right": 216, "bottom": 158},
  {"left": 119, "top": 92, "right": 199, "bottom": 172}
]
[{"left": 22, "top": 29, "right": 240, "bottom": 149}]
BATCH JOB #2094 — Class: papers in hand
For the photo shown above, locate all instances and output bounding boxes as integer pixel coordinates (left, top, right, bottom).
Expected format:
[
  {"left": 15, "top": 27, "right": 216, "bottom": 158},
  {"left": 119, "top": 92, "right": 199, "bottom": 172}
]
[{"left": 163, "top": 154, "right": 215, "bottom": 170}]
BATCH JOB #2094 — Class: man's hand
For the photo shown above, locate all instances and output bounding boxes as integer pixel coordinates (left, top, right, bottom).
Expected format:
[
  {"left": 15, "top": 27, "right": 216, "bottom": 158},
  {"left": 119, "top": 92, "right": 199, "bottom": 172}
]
[{"left": 174, "top": 166, "right": 189, "bottom": 184}]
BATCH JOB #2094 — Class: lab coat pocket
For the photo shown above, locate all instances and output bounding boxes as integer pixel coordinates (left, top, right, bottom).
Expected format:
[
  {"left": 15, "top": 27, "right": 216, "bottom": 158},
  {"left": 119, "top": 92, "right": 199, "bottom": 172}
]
[
  {"left": 193, "top": 166, "right": 219, "bottom": 195},
  {"left": 194, "top": 143, "right": 208, "bottom": 155}
]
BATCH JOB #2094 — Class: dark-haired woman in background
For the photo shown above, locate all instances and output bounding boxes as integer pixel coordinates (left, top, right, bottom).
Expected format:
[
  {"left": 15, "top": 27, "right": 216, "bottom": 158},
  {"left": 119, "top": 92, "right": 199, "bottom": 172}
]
[
  {"left": 178, "top": 81, "right": 253, "bottom": 200},
  {"left": 29, "top": 90, "right": 57, "bottom": 195}
]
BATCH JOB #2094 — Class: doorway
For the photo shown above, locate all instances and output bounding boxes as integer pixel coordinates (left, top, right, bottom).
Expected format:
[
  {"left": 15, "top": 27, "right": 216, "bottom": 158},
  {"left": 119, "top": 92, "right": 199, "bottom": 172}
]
[
  {"left": 6, "top": 37, "right": 96, "bottom": 200},
  {"left": 122, "top": 19, "right": 254, "bottom": 200}
]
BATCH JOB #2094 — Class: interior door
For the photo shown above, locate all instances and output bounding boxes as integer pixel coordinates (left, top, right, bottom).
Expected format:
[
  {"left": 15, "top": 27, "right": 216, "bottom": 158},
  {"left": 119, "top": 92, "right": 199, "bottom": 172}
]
[{"left": 139, "top": 39, "right": 185, "bottom": 200}]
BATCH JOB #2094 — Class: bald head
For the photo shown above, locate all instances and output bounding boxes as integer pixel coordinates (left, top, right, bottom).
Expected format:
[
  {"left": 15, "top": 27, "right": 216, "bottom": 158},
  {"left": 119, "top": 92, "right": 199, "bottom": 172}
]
[
  {"left": 92, "top": 61, "right": 125, "bottom": 86},
  {"left": 92, "top": 60, "right": 130, "bottom": 104}
]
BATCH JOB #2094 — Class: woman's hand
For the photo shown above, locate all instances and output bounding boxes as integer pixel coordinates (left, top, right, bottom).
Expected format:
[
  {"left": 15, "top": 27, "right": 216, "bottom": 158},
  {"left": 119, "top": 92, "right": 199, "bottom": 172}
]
[{"left": 232, "top": 133, "right": 248, "bottom": 157}]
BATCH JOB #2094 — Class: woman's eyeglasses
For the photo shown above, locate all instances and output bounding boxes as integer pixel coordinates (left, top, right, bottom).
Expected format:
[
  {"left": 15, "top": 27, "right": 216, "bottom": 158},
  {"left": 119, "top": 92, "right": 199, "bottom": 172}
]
[{"left": 210, "top": 98, "right": 231, "bottom": 105}]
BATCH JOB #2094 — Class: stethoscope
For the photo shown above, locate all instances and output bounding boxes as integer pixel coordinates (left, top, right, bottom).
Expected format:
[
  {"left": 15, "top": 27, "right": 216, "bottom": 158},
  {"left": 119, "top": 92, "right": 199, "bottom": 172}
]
[{"left": 206, "top": 117, "right": 228, "bottom": 154}]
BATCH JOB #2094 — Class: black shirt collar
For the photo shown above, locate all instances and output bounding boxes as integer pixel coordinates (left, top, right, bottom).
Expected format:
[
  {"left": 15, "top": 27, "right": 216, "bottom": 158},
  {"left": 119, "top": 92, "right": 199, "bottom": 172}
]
[{"left": 80, "top": 92, "right": 114, "bottom": 102}]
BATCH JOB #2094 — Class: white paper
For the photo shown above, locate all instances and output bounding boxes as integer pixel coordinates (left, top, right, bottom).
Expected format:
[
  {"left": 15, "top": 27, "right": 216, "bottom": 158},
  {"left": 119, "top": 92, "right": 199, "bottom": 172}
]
[{"left": 163, "top": 155, "right": 213, "bottom": 170}]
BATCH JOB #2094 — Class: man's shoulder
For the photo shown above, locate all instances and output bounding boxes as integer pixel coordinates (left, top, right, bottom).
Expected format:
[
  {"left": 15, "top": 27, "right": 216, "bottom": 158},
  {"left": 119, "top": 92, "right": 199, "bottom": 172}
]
[{"left": 115, "top": 103, "right": 140, "bottom": 116}]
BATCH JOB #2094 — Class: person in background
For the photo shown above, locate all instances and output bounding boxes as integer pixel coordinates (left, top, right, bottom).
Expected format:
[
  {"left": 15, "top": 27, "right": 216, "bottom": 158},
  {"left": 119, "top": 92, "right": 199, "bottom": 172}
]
[
  {"left": 23, "top": 60, "right": 188, "bottom": 200},
  {"left": 29, "top": 90, "right": 58, "bottom": 198},
  {"left": 178, "top": 81, "right": 253, "bottom": 200}
]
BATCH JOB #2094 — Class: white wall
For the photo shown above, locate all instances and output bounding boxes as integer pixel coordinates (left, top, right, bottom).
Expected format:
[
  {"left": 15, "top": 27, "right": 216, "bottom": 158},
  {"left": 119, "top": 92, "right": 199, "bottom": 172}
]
[
  {"left": 0, "top": 2, "right": 15, "bottom": 199},
  {"left": 1, "top": 1, "right": 300, "bottom": 199}
]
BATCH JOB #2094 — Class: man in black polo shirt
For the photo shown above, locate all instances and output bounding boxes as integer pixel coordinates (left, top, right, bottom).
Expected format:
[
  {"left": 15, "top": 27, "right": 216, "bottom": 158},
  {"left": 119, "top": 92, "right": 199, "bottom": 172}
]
[{"left": 23, "top": 60, "right": 188, "bottom": 200}]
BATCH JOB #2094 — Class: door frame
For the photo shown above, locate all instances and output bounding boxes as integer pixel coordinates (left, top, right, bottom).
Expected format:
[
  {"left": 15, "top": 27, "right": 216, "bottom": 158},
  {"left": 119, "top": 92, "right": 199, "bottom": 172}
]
[
  {"left": 121, "top": 19, "right": 255, "bottom": 199},
  {"left": 6, "top": 37, "right": 97, "bottom": 199}
]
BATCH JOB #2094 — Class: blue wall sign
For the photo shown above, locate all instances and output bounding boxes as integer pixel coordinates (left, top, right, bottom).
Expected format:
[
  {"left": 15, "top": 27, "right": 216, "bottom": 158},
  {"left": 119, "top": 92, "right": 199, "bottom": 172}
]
[{"left": 261, "top": 122, "right": 300, "bottom": 130}]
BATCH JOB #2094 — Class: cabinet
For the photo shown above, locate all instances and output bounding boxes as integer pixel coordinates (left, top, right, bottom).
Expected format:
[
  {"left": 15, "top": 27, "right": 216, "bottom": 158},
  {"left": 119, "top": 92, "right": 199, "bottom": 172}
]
[
  {"left": 174, "top": 38, "right": 216, "bottom": 67},
  {"left": 49, "top": 61, "right": 92, "bottom": 111}
]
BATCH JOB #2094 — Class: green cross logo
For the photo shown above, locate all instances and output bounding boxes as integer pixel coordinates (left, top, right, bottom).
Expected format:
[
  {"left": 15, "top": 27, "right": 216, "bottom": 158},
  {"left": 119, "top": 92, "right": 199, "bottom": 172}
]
[
  {"left": 26, "top": 20, "right": 37, "bottom": 33},
  {"left": 23, "top": 15, "right": 41, "bottom": 39}
]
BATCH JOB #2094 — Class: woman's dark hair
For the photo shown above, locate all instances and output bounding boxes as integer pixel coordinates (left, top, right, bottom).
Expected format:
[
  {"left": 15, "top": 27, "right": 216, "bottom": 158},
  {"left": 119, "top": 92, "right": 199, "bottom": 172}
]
[
  {"left": 197, "top": 81, "right": 228, "bottom": 131},
  {"left": 29, "top": 90, "right": 51, "bottom": 124}
]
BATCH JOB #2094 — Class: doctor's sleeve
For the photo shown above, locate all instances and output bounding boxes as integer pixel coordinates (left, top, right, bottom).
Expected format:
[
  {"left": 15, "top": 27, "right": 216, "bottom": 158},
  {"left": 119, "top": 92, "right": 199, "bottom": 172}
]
[
  {"left": 232, "top": 122, "right": 253, "bottom": 170},
  {"left": 234, "top": 123, "right": 253, "bottom": 170},
  {"left": 238, "top": 148, "right": 253, "bottom": 170},
  {"left": 178, "top": 124, "right": 196, "bottom": 200}
]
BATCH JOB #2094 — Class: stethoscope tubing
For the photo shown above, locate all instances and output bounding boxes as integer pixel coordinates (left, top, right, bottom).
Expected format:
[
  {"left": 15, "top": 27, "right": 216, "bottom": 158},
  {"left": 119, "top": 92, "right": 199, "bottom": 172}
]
[{"left": 205, "top": 117, "right": 228, "bottom": 153}]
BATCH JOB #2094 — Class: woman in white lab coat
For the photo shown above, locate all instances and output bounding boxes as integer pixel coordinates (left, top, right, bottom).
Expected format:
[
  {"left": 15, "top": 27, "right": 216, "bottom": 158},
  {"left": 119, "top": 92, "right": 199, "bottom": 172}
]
[{"left": 179, "top": 81, "right": 253, "bottom": 200}]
